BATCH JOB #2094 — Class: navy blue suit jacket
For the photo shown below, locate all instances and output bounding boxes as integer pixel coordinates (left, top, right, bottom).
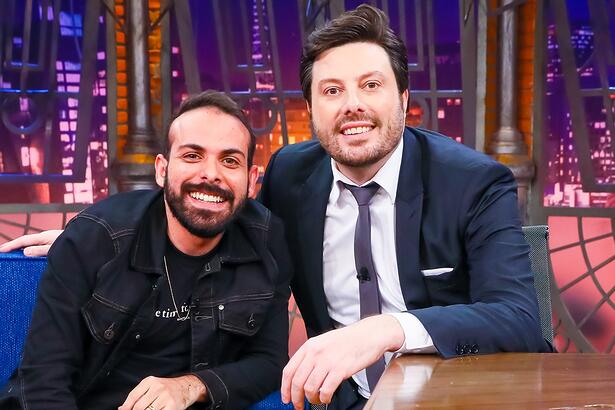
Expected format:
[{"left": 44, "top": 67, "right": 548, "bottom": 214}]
[{"left": 259, "top": 127, "right": 552, "bottom": 359}]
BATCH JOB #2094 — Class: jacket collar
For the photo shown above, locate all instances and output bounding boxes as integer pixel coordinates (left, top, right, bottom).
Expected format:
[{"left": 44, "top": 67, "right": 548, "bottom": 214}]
[
  {"left": 130, "top": 192, "right": 260, "bottom": 275},
  {"left": 395, "top": 127, "right": 429, "bottom": 308},
  {"left": 298, "top": 155, "right": 333, "bottom": 331},
  {"left": 396, "top": 127, "right": 424, "bottom": 204}
]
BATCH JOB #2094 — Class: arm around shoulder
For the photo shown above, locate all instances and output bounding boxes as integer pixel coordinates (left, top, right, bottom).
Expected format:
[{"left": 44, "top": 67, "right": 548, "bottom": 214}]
[
  {"left": 0, "top": 229, "right": 63, "bottom": 256},
  {"left": 0, "top": 217, "right": 115, "bottom": 408}
]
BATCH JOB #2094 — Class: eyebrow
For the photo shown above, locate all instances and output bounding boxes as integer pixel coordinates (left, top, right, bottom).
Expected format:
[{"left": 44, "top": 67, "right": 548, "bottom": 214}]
[
  {"left": 177, "top": 144, "right": 246, "bottom": 158},
  {"left": 177, "top": 143, "right": 205, "bottom": 152},
  {"left": 358, "top": 70, "right": 385, "bottom": 81},
  {"left": 219, "top": 148, "right": 246, "bottom": 158},
  {"left": 316, "top": 70, "right": 386, "bottom": 88}
]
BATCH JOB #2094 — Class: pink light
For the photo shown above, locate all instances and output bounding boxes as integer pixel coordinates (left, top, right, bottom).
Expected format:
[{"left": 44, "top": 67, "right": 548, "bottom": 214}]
[
  {"left": 19, "top": 97, "right": 30, "bottom": 111},
  {"left": 20, "top": 146, "right": 30, "bottom": 167},
  {"left": 66, "top": 73, "right": 80, "bottom": 84}
]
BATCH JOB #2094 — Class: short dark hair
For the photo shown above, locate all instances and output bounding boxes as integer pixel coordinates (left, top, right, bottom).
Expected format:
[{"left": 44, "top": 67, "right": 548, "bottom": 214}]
[
  {"left": 299, "top": 4, "right": 408, "bottom": 105},
  {"left": 164, "top": 90, "right": 256, "bottom": 167}
]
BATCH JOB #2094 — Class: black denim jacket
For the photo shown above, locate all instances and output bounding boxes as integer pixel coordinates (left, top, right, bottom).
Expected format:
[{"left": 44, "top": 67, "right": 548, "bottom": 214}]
[{"left": 1, "top": 190, "right": 292, "bottom": 410}]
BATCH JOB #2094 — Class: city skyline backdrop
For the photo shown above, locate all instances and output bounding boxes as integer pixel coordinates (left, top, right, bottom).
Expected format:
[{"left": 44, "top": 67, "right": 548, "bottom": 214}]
[{"left": 0, "top": 0, "right": 613, "bottom": 209}]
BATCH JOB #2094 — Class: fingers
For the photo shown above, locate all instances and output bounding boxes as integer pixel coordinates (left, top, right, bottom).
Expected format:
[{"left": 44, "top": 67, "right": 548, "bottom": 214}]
[
  {"left": 283, "top": 322, "right": 392, "bottom": 407},
  {"left": 131, "top": 390, "right": 161, "bottom": 410},
  {"left": 303, "top": 366, "right": 328, "bottom": 405},
  {"left": 119, "top": 375, "right": 199, "bottom": 410},
  {"left": 281, "top": 347, "right": 305, "bottom": 404},
  {"left": 0, "top": 234, "right": 39, "bottom": 253},
  {"left": 23, "top": 245, "right": 52, "bottom": 257},
  {"left": 318, "top": 369, "right": 346, "bottom": 404},
  {"left": 0, "top": 230, "right": 62, "bottom": 255},
  {"left": 302, "top": 364, "right": 346, "bottom": 405},
  {"left": 282, "top": 339, "right": 342, "bottom": 409},
  {"left": 119, "top": 377, "right": 152, "bottom": 410},
  {"left": 289, "top": 358, "right": 315, "bottom": 410}
]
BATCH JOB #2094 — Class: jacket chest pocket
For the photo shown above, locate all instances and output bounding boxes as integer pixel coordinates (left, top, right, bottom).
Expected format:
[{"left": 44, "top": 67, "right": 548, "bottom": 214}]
[
  {"left": 81, "top": 293, "right": 134, "bottom": 345},
  {"left": 217, "top": 292, "right": 274, "bottom": 337}
]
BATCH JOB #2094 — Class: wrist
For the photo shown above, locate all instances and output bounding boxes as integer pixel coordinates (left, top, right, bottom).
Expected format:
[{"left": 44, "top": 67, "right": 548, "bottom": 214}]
[
  {"left": 181, "top": 374, "right": 207, "bottom": 403},
  {"left": 361, "top": 315, "right": 405, "bottom": 353},
  {"left": 380, "top": 314, "right": 405, "bottom": 352}
]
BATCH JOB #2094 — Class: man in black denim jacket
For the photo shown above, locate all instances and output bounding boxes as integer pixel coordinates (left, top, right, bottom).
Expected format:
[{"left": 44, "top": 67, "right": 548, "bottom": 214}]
[{"left": 0, "top": 91, "right": 292, "bottom": 410}]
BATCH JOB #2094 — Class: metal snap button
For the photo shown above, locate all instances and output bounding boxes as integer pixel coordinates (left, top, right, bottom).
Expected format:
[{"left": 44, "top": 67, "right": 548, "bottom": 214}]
[{"left": 103, "top": 324, "right": 115, "bottom": 340}]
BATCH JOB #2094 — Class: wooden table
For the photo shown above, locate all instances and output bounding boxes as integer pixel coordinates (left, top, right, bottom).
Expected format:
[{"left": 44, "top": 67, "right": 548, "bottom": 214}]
[{"left": 365, "top": 353, "right": 615, "bottom": 409}]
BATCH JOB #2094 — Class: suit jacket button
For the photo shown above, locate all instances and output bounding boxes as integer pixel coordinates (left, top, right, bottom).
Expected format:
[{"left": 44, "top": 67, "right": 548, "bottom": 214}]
[{"left": 247, "top": 318, "right": 256, "bottom": 329}]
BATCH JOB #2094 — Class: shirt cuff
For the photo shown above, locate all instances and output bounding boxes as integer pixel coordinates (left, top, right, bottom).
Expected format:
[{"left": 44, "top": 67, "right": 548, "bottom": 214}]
[{"left": 387, "top": 312, "right": 437, "bottom": 354}]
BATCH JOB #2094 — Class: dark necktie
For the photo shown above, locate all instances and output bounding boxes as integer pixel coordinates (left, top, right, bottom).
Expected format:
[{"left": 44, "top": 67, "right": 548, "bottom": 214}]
[{"left": 342, "top": 182, "right": 387, "bottom": 392}]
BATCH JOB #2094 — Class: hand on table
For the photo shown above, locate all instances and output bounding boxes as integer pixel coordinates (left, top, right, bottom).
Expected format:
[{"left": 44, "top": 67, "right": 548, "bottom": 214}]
[
  {"left": 118, "top": 375, "right": 207, "bottom": 410},
  {"left": 0, "top": 229, "right": 63, "bottom": 256},
  {"left": 281, "top": 314, "right": 404, "bottom": 409}
]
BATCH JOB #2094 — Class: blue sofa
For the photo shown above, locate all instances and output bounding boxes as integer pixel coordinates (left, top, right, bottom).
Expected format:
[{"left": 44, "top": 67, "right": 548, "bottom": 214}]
[{"left": 0, "top": 250, "right": 292, "bottom": 409}]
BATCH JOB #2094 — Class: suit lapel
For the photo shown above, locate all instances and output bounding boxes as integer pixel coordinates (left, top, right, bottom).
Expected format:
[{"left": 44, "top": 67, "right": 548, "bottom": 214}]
[
  {"left": 395, "top": 129, "right": 429, "bottom": 309},
  {"left": 298, "top": 156, "right": 333, "bottom": 332}
]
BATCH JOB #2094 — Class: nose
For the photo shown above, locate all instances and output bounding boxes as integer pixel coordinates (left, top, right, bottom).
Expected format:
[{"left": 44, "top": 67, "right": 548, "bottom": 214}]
[
  {"left": 198, "top": 158, "right": 221, "bottom": 182},
  {"left": 341, "top": 88, "right": 366, "bottom": 115}
]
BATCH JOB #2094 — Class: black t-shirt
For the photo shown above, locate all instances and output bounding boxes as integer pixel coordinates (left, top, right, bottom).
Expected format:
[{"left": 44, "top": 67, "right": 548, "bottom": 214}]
[{"left": 93, "top": 238, "right": 214, "bottom": 406}]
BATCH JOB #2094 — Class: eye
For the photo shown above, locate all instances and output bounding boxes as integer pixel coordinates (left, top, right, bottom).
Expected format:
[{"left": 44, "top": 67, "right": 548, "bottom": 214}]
[
  {"left": 222, "top": 157, "right": 240, "bottom": 167},
  {"left": 323, "top": 86, "right": 341, "bottom": 96},
  {"left": 364, "top": 81, "right": 380, "bottom": 90},
  {"left": 182, "top": 152, "right": 201, "bottom": 161}
]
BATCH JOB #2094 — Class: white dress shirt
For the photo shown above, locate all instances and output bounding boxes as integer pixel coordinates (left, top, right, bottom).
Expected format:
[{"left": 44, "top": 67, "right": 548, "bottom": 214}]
[{"left": 322, "top": 137, "right": 435, "bottom": 398}]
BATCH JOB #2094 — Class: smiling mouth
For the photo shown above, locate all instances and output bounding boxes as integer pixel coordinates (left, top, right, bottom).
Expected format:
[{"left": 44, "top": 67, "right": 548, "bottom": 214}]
[
  {"left": 189, "top": 192, "right": 225, "bottom": 203},
  {"left": 341, "top": 126, "right": 374, "bottom": 136}
]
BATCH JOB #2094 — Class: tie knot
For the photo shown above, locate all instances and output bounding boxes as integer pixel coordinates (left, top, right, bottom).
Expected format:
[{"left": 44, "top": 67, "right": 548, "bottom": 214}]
[{"left": 343, "top": 182, "right": 380, "bottom": 206}]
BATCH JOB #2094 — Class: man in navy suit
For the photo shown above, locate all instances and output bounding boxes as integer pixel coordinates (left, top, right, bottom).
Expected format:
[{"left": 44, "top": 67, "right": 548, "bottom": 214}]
[
  {"left": 257, "top": 4, "right": 552, "bottom": 410},
  {"left": 1, "top": 4, "right": 552, "bottom": 410}
]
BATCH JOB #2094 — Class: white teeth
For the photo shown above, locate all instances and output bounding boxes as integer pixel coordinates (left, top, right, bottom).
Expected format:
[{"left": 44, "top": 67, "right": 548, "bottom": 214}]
[
  {"left": 342, "top": 126, "right": 372, "bottom": 135},
  {"left": 189, "top": 192, "right": 224, "bottom": 203}
]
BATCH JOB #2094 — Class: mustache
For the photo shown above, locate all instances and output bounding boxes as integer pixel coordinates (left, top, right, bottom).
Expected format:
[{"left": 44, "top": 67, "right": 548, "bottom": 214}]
[
  {"left": 335, "top": 113, "right": 380, "bottom": 132},
  {"left": 181, "top": 181, "right": 234, "bottom": 201}
]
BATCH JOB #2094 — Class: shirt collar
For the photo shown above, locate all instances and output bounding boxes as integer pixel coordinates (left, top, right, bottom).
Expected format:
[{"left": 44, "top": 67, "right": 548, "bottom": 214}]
[{"left": 329, "top": 136, "right": 404, "bottom": 205}]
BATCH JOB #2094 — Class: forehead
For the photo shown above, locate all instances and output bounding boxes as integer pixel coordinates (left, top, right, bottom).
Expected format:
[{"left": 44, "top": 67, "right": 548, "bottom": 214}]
[
  {"left": 169, "top": 107, "right": 250, "bottom": 154},
  {"left": 311, "top": 42, "right": 395, "bottom": 83}
]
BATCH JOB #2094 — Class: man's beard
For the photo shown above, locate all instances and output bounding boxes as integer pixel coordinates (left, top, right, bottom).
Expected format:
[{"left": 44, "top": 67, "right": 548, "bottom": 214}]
[
  {"left": 312, "top": 98, "right": 405, "bottom": 167},
  {"left": 164, "top": 174, "right": 247, "bottom": 238}
]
